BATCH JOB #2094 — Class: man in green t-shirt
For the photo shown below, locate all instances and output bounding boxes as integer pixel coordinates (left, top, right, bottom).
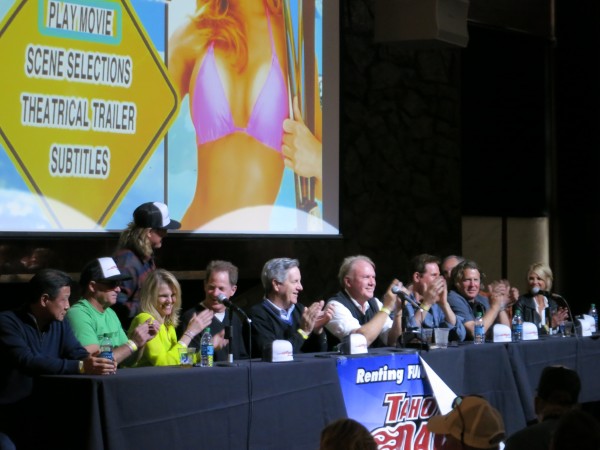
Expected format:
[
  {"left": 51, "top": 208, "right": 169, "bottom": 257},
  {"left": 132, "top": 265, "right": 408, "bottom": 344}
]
[{"left": 67, "top": 257, "right": 157, "bottom": 366}]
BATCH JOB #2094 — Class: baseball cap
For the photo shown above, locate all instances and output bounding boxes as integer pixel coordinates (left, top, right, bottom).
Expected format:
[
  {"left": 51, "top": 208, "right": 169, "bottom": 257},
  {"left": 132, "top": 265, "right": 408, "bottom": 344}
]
[
  {"left": 133, "top": 202, "right": 181, "bottom": 230},
  {"left": 427, "top": 396, "right": 505, "bottom": 449},
  {"left": 537, "top": 365, "right": 581, "bottom": 405},
  {"left": 80, "top": 257, "right": 132, "bottom": 287}
]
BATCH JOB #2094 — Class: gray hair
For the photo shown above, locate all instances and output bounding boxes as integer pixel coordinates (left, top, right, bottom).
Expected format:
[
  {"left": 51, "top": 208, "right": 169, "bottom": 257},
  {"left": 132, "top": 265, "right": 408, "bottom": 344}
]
[
  {"left": 337, "top": 255, "right": 375, "bottom": 288},
  {"left": 261, "top": 258, "right": 299, "bottom": 295}
]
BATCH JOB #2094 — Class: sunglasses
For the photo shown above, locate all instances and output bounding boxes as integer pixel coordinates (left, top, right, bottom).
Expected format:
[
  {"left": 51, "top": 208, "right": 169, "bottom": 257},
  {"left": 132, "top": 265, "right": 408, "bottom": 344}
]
[{"left": 94, "top": 280, "right": 122, "bottom": 290}]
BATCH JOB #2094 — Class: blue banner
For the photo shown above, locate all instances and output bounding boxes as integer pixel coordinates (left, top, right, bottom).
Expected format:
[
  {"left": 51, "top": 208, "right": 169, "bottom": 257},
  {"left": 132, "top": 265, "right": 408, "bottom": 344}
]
[{"left": 336, "top": 352, "right": 442, "bottom": 449}]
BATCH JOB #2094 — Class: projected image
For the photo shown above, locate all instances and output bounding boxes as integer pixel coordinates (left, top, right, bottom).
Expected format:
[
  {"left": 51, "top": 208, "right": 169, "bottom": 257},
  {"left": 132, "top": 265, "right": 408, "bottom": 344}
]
[
  {"left": 167, "top": 0, "right": 330, "bottom": 233},
  {"left": 0, "top": 0, "right": 338, "bottom": 235}
]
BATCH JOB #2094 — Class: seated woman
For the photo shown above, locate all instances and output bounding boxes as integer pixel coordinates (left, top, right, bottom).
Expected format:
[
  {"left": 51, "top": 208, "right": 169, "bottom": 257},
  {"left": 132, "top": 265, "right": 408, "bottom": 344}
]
[
  {"left": 128, "top": 269, "right": 213, "bottom": 366},
  {"left": 513, "top": 262, "right": 568, "bottom": 334}
]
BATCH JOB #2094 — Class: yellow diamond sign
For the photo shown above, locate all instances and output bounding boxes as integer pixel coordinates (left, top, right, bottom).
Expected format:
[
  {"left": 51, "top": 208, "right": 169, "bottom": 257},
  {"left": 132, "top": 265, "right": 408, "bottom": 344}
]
[{"left": 0, "top": 0, "right": 178, "bottom": 228}]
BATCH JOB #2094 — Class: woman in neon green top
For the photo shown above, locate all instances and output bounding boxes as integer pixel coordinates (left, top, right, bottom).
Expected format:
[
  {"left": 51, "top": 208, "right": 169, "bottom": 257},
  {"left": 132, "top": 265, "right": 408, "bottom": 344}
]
[{"left": 128, "top": 269, "right": 213, "bottom": 366}]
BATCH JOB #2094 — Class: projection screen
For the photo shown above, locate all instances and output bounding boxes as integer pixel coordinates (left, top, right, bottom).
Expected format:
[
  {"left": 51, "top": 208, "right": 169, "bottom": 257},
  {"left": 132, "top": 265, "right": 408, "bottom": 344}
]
[{"left": 0, "top": 0, "right": 339, "bottom": 235}]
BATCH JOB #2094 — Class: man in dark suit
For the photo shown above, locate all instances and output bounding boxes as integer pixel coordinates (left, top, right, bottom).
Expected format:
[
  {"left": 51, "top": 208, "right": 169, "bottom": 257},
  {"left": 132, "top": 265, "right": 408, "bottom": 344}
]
[
  {"left": 179, "top": 260, "right": 249, "bottom": 362},
  {"left": 248, "top": 257, "right": 334, "bottom": 358}
]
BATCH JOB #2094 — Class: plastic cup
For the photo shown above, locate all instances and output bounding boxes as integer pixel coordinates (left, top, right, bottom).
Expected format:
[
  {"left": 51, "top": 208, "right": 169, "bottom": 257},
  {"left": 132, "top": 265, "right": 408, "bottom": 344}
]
[
  {"left": 179, "top": 347, "right": 196, "bottom": 367},
  {"left": 563, "top": 322, "right": 573, "bottom": 337},
  {"left": 434, "top": 328, "right": 450, "bottom": 348},
  {"left": 416, "top": 328, "right": 433, "bottom": 344}
]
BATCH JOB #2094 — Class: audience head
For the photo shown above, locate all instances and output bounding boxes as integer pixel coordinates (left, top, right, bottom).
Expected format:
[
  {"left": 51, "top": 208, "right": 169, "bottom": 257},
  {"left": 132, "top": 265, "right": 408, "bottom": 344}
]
[
  {"left": 338, "top": 255, "right": 376, "bottom": 303},
  {"left": 139, "top": 269, "right": 182, "bottom": 327},
  {"left": 261, "top": 258, "right": 302, "bottom": 307},
  {"left": 26, "top": 269, "right": 73, "bottom": 323},
  {"left": 526, "top": 262, "right": 553, "bottom": 294},
  {"left": 451, "top": 260, "right": 485, "bottom": 301},
  {"left": 319, "top": 418, "right": 377, "bottom": 450},
  {"left": 550, "top": 409, "right": 600, "bottom": 450},
  {"left": 441, "top": 255, "right": 464, "bottom": 285},
  {"left": 535, "top": 365, "right": 581, "bottom": 419},
  {"left": 203, "top": 260, "right": 239, "bottom": 313},
  {"left": 119, "top": 201, "right": 180, "bottom": 258},
  {"left": 427, "top": 396, "right": 505, "bottom": 450}
]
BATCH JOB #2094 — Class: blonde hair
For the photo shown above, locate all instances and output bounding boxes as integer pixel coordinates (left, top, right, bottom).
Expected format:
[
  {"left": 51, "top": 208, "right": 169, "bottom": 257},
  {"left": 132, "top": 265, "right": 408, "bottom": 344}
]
[
  {"left": 117, "top": 222, "right": 153, "bottom": 260},
  {"left": 139, "top": 269, "right": 182, "bottom": 327},
  {"left": 528, "top": 262, "right": 553, "bottom": 291},
  {"left": 191, "top": 0, "right": 282, "bottom": 71}
]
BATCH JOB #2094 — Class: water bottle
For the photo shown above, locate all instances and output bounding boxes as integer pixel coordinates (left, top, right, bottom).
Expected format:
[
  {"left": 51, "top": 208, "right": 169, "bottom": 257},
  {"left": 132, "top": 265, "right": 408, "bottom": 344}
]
[
  {"left": 474, "top": 312, "right": 485, "bottom": 344},
  {"left": 589, "top": 304, "right": 598, "bottom": 333},
  {"left": 99, "top": 333, "right": 114, "bottom": 361},
  {"left": 200, "top": 327, "right": 214, "bottom": 367},
  {"left": 512, "top": 309, "right": 523, "bottom": 342},
  {"left": 558, "top": 320, "right": 566, "bottom": 337}
]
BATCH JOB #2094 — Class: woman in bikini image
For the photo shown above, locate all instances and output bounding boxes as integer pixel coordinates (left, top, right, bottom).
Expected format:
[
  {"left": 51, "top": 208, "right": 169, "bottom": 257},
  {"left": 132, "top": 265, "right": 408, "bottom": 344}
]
[{"left": 168, "top": 0, "right": 322, "bottom": 231}]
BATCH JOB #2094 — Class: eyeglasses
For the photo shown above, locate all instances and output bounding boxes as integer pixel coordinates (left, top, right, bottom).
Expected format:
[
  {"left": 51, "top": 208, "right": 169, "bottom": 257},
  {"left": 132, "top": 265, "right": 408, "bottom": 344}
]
[{"left": 93, "top": 280, "right": 122, "bottom": 290}]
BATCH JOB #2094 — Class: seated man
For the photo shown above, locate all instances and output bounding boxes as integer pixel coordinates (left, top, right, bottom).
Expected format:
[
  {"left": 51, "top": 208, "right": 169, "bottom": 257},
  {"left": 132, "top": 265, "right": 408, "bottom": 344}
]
[
  {"left": 67, "top": 257, "right": 158, "bottom": 366},
  {"left": 325, "top": 255, "right": 403, "bottom": 349},
  {"left": 0, "top": 269, "right": 115, "bottom": 448},
  {"left": 248, "top": 257, "right": 334, "bottom": 358},
  {"left": 441, "top": 254, "right": 464, "bottom": 286},
  {"left": 504, "top": 365, "right": 581, "bottom": 450},
  {"left": 178, "top": 260, "right": 249, "bottom": 362},
  {"left": 447, "top": 260, "right": 510, "bottom": 340},
  {"left": 402, "top": 254, "right": 466, "bottom": 341}
]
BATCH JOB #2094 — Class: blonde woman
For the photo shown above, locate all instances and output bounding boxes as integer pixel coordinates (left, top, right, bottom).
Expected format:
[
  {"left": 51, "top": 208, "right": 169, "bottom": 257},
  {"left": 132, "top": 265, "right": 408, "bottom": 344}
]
[
  {"left": 128, "top": 269, "right": 213, "bottom": 366},
  {"left": 168, "top": 0, "right": 322, "bottom": 230},
  {"left": 513, "top": 263, "right": 569, "bottom": 334}
]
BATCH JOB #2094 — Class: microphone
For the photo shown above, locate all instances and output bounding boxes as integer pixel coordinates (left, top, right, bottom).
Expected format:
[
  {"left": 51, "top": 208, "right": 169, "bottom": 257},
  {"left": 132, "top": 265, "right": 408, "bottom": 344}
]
[
  {"left": 391, "top": 285, "right": 421, "bottom": 310},
  {"left": 531, "top": 287, "right": 553, "bottom": 298},
  {"left": 217, "top": 294, "right": 252, "bottom": 324},
  {"left": 531, "top": 287, "right": 575, "bottom": 324}
]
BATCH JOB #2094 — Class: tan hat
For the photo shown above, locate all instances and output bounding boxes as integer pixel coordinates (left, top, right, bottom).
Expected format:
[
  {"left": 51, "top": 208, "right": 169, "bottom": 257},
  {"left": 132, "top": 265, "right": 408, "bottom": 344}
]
[{"left": 427, "top": 396, "right": 505, "bottom": 449}]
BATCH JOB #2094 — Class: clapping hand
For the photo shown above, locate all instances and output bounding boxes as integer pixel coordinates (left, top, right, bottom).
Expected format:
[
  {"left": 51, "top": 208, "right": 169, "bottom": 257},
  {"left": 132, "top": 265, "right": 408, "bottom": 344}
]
[{"left": 187, "top": 309, "right": 214, "bottom": 335}]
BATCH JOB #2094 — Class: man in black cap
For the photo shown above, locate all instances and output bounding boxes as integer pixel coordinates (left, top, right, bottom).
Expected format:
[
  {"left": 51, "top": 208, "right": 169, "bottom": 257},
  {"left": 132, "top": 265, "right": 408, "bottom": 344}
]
[
  {"left": 67, "top": 257, "right": 158, "bottom": 366},
  {"left": 504, "top": 365, "right": 581, "bottom": 450},
  {"left": 113, "top": 201, "right": 181, "bottom": 329}
]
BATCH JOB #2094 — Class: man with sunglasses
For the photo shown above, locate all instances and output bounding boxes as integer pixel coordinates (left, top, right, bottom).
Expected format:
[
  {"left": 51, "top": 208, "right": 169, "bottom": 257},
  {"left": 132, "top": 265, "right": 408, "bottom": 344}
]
[
  {"left": 67, "top": 257, "right": 158, "bottom": 366},
  {"left": 427, "top": 395, "right": 505, "bottom": 450},
  {"left": 113, "top": 201, "right": 181, "bottom": 330}
]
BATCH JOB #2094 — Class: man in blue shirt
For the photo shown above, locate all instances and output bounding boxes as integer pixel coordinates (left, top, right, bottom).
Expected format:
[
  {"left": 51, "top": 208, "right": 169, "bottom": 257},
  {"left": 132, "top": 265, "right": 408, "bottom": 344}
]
[
  {"left": 402, "top": 254, "right": 466, "bottom": 341},
  {"left": 447, "top": 260, "right": 510, "bottom": 340},
  {"left": 0, "top": 269, "right": 115, "bottom": 447}
]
